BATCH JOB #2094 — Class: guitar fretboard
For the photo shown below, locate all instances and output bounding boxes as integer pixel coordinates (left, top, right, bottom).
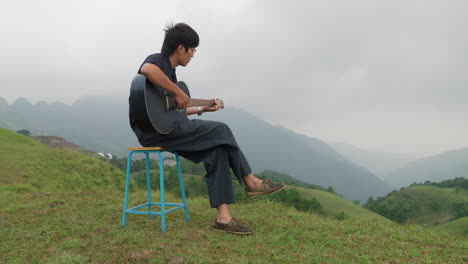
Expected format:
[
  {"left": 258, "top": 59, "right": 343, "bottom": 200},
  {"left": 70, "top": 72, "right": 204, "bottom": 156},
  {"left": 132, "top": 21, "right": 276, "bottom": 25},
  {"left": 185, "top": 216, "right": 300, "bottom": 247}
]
[{"left": 187, "top": 99, "right": 216, "bottom": 107}]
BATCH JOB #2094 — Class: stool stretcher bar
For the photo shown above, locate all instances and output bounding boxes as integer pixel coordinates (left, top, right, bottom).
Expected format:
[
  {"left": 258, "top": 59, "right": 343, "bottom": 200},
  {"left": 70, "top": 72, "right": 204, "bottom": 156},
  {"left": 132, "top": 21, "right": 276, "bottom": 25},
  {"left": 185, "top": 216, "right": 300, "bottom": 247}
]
[
  {"left": 126, "top": 204, "right": 185, "bottom": 215},
  {"left": 128, "top": 202, "right": 184, "bottom": 211}
]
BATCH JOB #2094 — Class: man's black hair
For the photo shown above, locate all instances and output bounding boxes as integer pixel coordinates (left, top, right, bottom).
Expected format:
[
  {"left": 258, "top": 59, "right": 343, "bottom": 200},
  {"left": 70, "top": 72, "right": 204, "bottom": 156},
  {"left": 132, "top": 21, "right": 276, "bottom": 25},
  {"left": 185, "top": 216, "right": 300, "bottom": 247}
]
[{"left": 161, "top": 22, "right": 199, "bottom": 56}]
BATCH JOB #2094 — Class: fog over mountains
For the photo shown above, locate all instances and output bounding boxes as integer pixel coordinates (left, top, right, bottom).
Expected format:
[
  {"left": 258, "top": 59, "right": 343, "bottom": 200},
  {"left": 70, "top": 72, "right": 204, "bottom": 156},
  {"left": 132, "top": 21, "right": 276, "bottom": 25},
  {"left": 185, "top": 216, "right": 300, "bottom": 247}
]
[
  {"left": 329, "top": 142, "right": 416, "bottom": 178},
  {"left": 1, "top": 96, "right": 466, "bottom": 200},
  {"left": 329, "top": 141, "right": 468, "bottom": 187},
  {"left": 384, "top": 147, "right": 468, "bottom": 188}
]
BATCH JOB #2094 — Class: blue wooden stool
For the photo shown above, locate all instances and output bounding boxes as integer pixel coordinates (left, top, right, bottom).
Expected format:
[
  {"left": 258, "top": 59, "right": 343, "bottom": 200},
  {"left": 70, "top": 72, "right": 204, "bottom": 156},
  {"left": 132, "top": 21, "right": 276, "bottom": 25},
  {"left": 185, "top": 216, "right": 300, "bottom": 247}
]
[{"left": 121, "top": 147, "right": 189, "bottom": 232}]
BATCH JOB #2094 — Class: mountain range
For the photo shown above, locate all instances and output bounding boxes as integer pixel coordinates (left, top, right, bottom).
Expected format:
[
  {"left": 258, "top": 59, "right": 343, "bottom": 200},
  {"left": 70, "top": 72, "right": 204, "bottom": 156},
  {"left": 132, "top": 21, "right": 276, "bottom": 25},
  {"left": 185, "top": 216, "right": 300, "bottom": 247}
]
[
  {"left": 3, "top": 96, "right": 466, "bottom": 200},
  {"left": 0, "top": 96, "right": 396, "bottom": 201}
]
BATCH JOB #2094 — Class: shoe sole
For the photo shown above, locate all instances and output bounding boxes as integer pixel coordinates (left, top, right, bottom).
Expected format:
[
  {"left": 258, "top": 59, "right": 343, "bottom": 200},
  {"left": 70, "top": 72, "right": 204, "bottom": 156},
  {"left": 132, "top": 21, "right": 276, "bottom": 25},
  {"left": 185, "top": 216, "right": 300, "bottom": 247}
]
[
  {"left": 212, "top": 227, "right": 253, "bottom": 235},
  {"left": 246, "top": 184, "right": 285, "bottom": 198},
  {"left": 229, "top": 231, "right": 253, "bottom": 235}
]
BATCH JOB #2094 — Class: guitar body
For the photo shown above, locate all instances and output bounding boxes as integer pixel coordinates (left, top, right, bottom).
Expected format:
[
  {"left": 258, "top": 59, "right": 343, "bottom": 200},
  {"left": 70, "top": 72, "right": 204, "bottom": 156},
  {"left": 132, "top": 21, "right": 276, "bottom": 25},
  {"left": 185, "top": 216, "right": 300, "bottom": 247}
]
[{"left": 130, "top": 74, "right": 190, "bottom": 135}]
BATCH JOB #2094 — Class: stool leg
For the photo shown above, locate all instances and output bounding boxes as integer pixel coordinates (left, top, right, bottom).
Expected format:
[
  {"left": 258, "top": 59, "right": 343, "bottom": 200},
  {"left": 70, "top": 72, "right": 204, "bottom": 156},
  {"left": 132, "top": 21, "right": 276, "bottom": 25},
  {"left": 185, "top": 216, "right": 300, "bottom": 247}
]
[
  {"left": 145, "top": 152, "right": 152, "bottom": 219},
  {"left": 159, "top": 152, "right": 166, "bottom": 232},
  {"left": 176, "top": 153, "right": 189, "bottom": 222},
  {"left": 122, "top": 151, "right": 133, "bottom": 227}
]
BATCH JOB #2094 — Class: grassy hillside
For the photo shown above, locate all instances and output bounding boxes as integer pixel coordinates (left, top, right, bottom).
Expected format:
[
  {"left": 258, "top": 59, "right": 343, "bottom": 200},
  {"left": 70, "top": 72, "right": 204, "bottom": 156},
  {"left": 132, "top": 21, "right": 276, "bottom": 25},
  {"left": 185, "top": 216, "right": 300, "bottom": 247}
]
[
  {"left": 290, "top": 186, "right": 389, "bottom": 221},
  {"left": 366, "top": 185, "right": 467, "bottom": 226},
  {"left": 434, "top": 217, "right": 468, "bottom": 236},
  {"left": 0, "top": 128, "right": 124, "bottom": 191},
  {"left": 1, "top": 126, "right": 467, "bottom": 263}
]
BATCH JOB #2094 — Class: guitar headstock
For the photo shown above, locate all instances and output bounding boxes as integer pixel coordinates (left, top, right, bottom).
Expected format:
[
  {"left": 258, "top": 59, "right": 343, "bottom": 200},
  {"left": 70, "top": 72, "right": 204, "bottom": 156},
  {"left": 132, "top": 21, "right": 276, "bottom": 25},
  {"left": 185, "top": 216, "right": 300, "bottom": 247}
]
[{"left": 215, "top": 98, "right": 224, "bottom": 109}]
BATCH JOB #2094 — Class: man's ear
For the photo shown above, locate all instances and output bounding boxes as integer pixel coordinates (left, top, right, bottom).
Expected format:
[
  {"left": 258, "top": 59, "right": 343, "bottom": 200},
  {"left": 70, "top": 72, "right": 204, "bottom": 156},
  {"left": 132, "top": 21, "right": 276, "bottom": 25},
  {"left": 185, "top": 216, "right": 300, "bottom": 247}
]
[{"left": 177, "top": 44, "right": 185, "bottom": 53}]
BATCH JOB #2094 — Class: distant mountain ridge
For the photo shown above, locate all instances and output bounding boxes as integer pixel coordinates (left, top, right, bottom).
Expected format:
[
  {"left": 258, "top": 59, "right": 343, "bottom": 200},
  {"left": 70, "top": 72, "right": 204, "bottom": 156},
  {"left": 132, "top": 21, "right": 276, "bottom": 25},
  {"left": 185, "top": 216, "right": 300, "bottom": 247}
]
[
  {"left": 0, "top": 96, "right": 392, "bottom": 201},
  {"left": 385, "top": 147, "right": 468, "bottom": 187},
  {"left": 329, "top": 142, "right": 416, "bottom": 179},
  {"left": 0, "top": 96, "right": 140, "bottom": 156}
]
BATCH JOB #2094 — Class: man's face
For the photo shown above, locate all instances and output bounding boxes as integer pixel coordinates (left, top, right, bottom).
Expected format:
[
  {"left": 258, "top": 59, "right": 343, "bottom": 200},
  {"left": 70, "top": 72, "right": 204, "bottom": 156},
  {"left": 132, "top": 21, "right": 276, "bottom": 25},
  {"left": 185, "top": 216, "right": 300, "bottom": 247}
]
[{"left": 179, "top": 46, "right": 196, "bottom": 67}]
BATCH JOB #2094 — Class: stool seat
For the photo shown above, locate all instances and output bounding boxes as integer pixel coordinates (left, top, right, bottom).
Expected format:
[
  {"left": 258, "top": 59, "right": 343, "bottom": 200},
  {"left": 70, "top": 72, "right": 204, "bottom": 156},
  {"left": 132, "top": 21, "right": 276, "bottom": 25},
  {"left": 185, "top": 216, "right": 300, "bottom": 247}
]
[
  {"left": 127, "top": 147, "right": 166, "bottom": 151},
  {"left": 121, "top": 147, "right": 189, "bottom": 232}
]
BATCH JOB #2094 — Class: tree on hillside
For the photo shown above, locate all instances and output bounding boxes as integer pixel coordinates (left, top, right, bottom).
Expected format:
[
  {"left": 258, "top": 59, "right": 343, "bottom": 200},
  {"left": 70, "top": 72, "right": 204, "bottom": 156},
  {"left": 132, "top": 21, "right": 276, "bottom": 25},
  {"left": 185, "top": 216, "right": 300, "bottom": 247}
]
[
  {"left": 453, "top": 202, "right": 468, "bottom": 218},
  {"left": 16, "top": 129, "right": 31, "bottom": 137},
  {"left": 409, "top": 177, "right": 468, "bottom": 190}
]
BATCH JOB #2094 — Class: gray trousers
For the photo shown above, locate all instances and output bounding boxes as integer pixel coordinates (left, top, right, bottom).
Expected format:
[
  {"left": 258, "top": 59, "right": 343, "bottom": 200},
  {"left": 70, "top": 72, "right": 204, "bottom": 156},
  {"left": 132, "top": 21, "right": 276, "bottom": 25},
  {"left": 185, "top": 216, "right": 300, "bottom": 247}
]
[{"left": 136, "top": 119, "right": 252, "bottom": 208}]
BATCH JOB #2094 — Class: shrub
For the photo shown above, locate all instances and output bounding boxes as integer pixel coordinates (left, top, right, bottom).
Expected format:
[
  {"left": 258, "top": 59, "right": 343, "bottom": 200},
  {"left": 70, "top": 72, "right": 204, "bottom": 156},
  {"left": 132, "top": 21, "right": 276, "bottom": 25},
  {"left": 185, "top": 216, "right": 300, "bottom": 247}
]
[{"left": 336, "top": 212, "right": 350, "bottom": 220}]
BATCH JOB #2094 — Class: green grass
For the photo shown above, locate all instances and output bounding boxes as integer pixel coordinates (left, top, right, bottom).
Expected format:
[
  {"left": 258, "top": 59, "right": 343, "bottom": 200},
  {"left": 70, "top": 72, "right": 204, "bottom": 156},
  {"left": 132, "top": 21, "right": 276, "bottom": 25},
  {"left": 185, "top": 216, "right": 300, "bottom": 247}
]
[
  {"left": 434, "top": 217, "right": 468, "bottom": 236},
  {"left": 290, "top": 186, "right": 389, "bottom": 221},
  {"left": 1, "top": 187, "right": 467, "bottom": 264}
]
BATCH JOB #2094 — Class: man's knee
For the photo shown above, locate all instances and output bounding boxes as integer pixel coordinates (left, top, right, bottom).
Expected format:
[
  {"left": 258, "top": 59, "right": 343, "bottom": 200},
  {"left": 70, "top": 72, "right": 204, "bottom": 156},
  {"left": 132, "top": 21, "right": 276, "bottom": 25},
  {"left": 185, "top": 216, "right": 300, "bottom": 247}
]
[
  {"left": 203, "top": 147, "right": 228, "bottom": 171},
  {"left": 215, "top": 122, "right": 235, "bottom": 138},
  {"left": 213, "top": 121, "right": 229, "bottom": 130}
]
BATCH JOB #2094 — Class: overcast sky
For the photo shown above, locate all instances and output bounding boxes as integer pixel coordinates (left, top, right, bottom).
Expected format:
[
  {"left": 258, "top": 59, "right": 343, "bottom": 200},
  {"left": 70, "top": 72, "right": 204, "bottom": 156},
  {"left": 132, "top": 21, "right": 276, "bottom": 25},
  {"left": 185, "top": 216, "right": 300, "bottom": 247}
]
[{"left": 1, "top": 0, "right": 467, "bottom": 157}]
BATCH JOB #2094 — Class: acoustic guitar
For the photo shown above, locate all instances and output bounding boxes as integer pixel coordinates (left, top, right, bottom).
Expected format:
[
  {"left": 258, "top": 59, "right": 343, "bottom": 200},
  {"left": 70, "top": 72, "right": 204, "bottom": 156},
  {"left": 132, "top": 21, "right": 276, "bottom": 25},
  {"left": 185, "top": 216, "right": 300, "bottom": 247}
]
[{"left": 130, "top": 74, "right": 224, "bottom": 135}]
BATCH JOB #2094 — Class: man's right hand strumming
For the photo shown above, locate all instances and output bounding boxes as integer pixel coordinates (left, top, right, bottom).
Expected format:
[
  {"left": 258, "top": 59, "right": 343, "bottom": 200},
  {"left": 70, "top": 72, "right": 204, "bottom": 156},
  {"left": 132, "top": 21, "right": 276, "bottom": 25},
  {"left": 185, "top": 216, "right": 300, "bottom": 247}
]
[{"left": 174, "top": 90, "right": 190, "bottom": 109}]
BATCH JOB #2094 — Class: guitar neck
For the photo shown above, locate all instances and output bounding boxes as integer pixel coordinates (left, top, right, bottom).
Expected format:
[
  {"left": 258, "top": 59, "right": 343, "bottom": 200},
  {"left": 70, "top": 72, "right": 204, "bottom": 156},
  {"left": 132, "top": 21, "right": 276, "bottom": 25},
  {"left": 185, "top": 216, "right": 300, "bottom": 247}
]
[{"left": 188, "top": 99, "right": 215, "bottom": 107}]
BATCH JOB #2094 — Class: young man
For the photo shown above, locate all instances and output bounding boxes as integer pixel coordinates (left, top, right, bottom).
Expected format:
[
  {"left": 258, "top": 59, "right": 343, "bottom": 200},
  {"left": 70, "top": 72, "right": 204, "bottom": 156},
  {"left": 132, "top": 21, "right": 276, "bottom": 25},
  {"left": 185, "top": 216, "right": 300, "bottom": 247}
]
[{"left": 129, "top": 23, "right": 284, "bottom": 234}]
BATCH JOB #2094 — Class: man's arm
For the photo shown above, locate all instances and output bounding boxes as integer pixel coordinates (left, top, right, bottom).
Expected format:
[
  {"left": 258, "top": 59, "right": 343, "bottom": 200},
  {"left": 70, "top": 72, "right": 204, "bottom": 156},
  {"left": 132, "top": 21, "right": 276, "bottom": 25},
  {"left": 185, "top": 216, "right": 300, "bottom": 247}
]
[
  {"left": 185, "top": 107, "right": 201, "bottom": 116},
  {"left": 186, "top": 100, "right": 223, "bottom": 116},
  {"left": 140, "top": 63, "right": 190, "bottom": 109}
]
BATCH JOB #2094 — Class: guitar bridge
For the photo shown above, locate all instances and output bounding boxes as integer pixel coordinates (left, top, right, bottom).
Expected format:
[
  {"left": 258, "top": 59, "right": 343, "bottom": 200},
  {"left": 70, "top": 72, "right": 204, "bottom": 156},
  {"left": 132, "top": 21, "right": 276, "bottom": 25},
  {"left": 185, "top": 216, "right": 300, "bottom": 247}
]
[{"left": 165, "top": 96, "right": 170, "bottom": 111}]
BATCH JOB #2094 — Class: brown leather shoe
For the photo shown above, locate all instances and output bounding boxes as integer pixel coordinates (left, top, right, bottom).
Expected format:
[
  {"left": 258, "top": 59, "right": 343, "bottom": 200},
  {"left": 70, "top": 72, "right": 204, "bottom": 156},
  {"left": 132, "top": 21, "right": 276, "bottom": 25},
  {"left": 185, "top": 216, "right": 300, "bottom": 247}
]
[
  {"left": 245, "top": 179, "right": 285, "bottom": 198},
  {"left": 212, "top": 218, "right": 253, "bottom": 235}
]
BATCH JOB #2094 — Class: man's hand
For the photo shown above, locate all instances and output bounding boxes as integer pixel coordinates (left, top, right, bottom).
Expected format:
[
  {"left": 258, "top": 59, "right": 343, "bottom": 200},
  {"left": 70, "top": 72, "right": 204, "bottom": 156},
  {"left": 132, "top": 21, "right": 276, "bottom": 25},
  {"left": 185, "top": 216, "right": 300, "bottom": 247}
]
[
  {"left": 202, "top": 99, "right": 223, "bottom": 113},
  {"left": 174, "top": 90, "right": 190, "bottom": 109}
]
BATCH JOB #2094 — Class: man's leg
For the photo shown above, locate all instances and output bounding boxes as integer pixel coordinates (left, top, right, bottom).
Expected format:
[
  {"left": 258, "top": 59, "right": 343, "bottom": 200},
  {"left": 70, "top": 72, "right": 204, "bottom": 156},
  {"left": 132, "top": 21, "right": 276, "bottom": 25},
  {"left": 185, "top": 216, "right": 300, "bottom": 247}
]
[
  {"left": 224, "top": 146, "right": 284, "bottom": 197},
  {"left": 202, "top": 147, "right": 253, "bottom": 234},
  {"left": 243, "top": 174, "right": 263, "bottom": 189},
  {"left": 216, "top": 204, "right": 232, "bottom": 223},
  {"left": 203, "top": 147, "right": 234, "bottom": 208}
]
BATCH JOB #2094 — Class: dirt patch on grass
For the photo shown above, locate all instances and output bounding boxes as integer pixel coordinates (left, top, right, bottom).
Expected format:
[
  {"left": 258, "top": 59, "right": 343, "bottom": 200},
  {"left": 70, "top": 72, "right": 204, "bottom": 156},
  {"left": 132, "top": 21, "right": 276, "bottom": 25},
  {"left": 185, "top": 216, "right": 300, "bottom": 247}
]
[
  {"left": 127, "top": 250, "right": 155, "bottom": 262},
  {"left": 49, "top": 201, "right": 65, "bottom": 208},
  {"left": 32, "top": 136, "right": 82, "bottom": 151}
]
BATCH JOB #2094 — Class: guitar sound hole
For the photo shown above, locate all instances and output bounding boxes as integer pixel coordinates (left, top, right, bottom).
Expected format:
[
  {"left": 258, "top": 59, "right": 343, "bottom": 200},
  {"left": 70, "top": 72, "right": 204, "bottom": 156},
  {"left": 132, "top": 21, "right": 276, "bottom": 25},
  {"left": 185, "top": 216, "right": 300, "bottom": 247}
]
[{"left": 166, "top": 97, "right": 177, "bottom": 111}]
